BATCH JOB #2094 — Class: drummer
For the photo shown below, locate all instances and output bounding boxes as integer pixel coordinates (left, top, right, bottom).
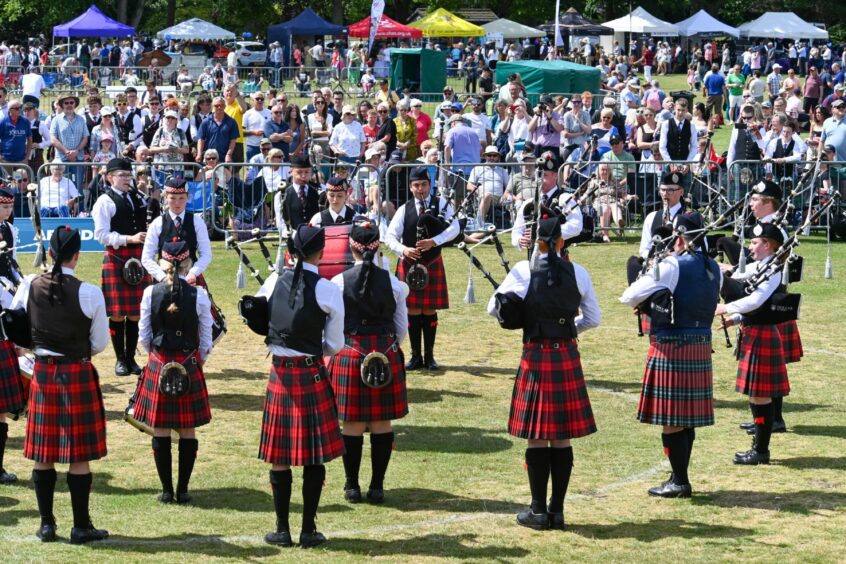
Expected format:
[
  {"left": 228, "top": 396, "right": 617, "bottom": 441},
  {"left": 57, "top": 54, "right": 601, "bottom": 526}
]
[{"left": 309, "top": 176, "right": 356, "bottom": 226}]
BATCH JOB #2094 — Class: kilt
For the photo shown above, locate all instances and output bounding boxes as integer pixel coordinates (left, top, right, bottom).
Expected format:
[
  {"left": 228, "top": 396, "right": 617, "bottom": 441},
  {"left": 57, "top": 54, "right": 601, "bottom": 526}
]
[
  {"left": 508, "top": 339, "right": 596, "bottom": 440},
  {"left": 778, "top": 320, "right": 803, "bottom": 364},
  {"left": 396, "top": 255, "right": 449, "bottom": 310},
  {"left": 637, "top": 334, "right": 715, "bottom": 428},
  {"left": 327, "top": 334, "right": 408, "bottom": 422},
  {"left": 0, "top": 339, "right": 25, "bottom": 415},
  {"left": 132, "top": 350, "right": 211, "bottom": 429},
  {"left": 24, "top": 357, "right": 107, "bottom": 464},
  {"left": 259, "top": 356, "right": 344, "bottom": 466},
  {"left": 736, "top": 324, "right": 790, "bottom": 398},
  {"left": 102, "top": 245, "right": 150, "bottom": 318}
]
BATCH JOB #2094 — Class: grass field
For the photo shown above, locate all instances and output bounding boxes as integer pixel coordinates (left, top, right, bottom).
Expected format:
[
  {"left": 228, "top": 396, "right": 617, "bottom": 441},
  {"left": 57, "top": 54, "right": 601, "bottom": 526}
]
[{"left": 1, "top": 229, "right": 844, "bottom": 562}]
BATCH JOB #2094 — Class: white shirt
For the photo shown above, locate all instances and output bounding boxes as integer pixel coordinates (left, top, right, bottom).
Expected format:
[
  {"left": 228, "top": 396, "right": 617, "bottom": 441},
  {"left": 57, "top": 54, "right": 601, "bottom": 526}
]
[
  {"left": 487, "top": 256, "right": 601, "bottom": 334},
  {"left": 510, "top": 187, "right": 584, "bottom": 249},
  {"left": 39, "top": 176, "right": 78, "bottom": 208},
  {"left": 468, "top": 164, "right": 509, "bottom": 197},
  {"left": 639, "top": 202, "right": 684, "bottom": 258},
  {"left": 385, "top": 197, "right": 461, "bottom": 257},
  {"left": 12, "top": 267, "right": 109, "bottom": 357},
  {"left": 114, "top": 109, "right": 144, "bottom": 148},
  {"left": 21, "top": 73, "right": 47, "bottom": 99},
  {"left": 659, "top": 117, "right": 699, "bottom": 161},
  {"left": 0, "top": 221, "right": 21, "bottom": 285},
  {"left": 309, "top": 206, "right": 353, "bottom": 227},
  {"left": 465, "top": 112, "right": 491, "bottom": 145},
  {"left": 242, "top": 107, "right": 271, "bottom": 147},
  {"left": 330, "top": 261, "right": 410, "bottom": 341},
  {"left": 142, "top": 210, "right": 212, "bottom": 282},
  {"left": 764, "top": 133, "right": 806, "bottom": 162},
  {"left": 724, "top": 257, "right": 781, "bottom": 323},
  {"left": 139, "top": 276, "right": 213, "bottom": 360},
  {"left": 620, "top": 252, "right": 722, "bottom": 307},
  {"left": 256, "top": 262, "right": 345, "bottom": 357},
  {"left": 727, "top": 126, "right": 766, "bottom": 167},
  {"left": 328, "top": 120, "right": 366, "bottom": 158},
  {"left": 92, "top": 188, "right": 148, "bottom": 249}
]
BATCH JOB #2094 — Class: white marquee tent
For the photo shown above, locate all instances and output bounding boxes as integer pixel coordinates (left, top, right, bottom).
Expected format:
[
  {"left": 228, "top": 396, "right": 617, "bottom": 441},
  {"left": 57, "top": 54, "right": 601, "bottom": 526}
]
[
  {"left": 156, "top": 18, "right": 236, "bottom": 41},
  {"left": 738, "top": 12, "right": 828, "bottom": 40},
  {"left": 601, "top": 7, "right": 679, "bottom": 36},
  {"left": 676, "top": 9, "right": 739, "bottom": 38},
  {"left": 481, "top": 18, "right": 546, "bottom": 40}
]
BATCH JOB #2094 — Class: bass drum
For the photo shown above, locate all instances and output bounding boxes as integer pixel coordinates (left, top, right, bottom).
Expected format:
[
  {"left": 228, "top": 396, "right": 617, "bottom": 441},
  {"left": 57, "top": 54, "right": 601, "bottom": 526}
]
[
  {"left": 319, "top": 224, "right": 354, "bottom": 280},
  {"left": 5, "top": 353, "right": 33, "bottom": 420}
]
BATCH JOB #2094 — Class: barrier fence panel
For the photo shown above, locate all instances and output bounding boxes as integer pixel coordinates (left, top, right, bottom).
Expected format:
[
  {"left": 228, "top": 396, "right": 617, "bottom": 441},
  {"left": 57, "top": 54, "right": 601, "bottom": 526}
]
[{"left": 0, "top": 164, "right": 36, "bottom": 219}]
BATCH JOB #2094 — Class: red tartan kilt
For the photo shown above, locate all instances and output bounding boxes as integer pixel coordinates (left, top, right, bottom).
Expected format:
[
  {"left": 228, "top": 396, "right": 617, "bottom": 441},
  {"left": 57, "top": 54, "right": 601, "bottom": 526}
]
[
  {"left": 396, "top": 255, "right": 449, "bottom": 310},
  {"left": 508, "top": 339, "right": 596, "bottom": 440},
  {"left": 736, "top": 324, "right": 790, "bottom": 398},
  {"left": 327, "top": 334, "right": 408, "bottom": 422},
  {"left": 259, "top": 356, "right": 344, "bottom": 466},
  {"left": 0, "top": 339, "right": 26, "bottom": 414},
  {"left": 102, "top": 245, "right": 151, "bottom": 317},
  {"left": 638, "top": 335, "right": 715, "bottom": 428},
  {"left": 24, "top": 358, "right": 107, "bottom": 464},
  {"left": 132, "top": 350, "right": 211, "bottom": 429},
  {"left": 778, "top": 320, "right": 803, "bottom": 364}
]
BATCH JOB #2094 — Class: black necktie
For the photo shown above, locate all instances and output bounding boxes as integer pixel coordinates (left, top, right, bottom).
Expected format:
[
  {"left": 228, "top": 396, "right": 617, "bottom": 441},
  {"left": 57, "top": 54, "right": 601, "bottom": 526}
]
[
  {"left": 542, "top": 193, "right": 549, "bottom": 206},
  {"left": 298, "top": 185, "right": 306, "bottom": 204},
  {"left": 175, "top": 215, "right": 183, "bottom": 234},
  {"left": 123, "top": 191, "right": 133, "bottom": 211},
  {"left": 335, "top": 213, "right": 345, "bottom": 224},
  {"left": 417, "top": 200, "right": 425, "bottom": 216}
]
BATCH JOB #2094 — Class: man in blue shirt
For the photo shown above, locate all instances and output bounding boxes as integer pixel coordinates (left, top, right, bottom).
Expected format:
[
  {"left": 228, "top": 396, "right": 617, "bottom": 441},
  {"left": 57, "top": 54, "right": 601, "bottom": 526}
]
[
  {"left": 0, "top": 100, "right": 32, "bottom": 165},
  {"left": 702, "top": 64, "right": 726, "bottom": 126},
  {"left": 444, "top": 113, "right": 482, "bottom": 204},
  {"left": 821, "top": 100, "right": 846, "bottom": 186},
  {"left": 263, "top": 103, "right": 291, "bottom": 159},
  {"left": 195, "top": 96, "right": 239, "bottom": 162}
]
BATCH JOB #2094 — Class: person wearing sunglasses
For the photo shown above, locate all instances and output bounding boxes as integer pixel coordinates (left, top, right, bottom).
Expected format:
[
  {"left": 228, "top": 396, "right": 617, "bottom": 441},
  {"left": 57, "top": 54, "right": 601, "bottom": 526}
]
[
  {"left": 244, "top": 91, "right": 272, "bottom": 162},
  {"left": 195, "top": 97, "right": 239, "bottom": 164},
  {"left": 0, "top": 98, "right": 32, "bottom": 167}
]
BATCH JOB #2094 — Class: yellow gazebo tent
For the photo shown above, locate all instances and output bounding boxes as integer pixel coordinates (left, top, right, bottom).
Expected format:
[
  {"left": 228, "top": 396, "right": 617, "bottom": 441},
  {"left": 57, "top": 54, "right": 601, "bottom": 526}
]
[{"left": 408, "top": 7, "right": 487, "bottom": 37}]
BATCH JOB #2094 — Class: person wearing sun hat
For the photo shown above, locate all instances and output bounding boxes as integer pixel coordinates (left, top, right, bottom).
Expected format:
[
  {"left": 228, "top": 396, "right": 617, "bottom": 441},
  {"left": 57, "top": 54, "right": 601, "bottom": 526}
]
[{"left": 12, "top": 226, "right": 110, "bottom": 544}]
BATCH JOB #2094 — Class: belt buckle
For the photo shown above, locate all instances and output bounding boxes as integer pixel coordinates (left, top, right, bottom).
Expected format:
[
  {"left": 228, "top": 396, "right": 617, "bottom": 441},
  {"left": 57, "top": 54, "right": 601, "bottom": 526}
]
[
  {"left": 313, "top": 373, "right": 321, "bottom": 383},
  {"left": 305, "top": 357, "right": 314, "bottom": 366},
  {"left": 284, "top": 361, "right": 294, "bottom": 368},
  {"left": 390, "top": 343, "right": 398, "bottom": 352},
  {"left": 552, "top": 342, "right": 560, "bottom": 349}
]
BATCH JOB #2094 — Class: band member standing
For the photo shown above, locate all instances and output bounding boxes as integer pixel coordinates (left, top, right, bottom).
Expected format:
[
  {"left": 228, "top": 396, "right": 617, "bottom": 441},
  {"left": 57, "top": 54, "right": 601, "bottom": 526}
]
[
  {"left": 715, "top": 223, "right": 790, "bottom": 465},
  {"left": 620, "top": 212, "right": 721, "bottom": 497},
  {"left": 0, "top": 186, "right": 22, "bottom": 286},
  {"left": 328, "top": 220, "right": 409, "bottom": 504},
  {"left": 309, "top": 176, "right": 356, "bottom": 226},
  {"left": 487, "top": 217, "right": 600, "bottom": 530},
  {"left": 386, "top": 166, "right": 460, "bottom": 370},
  {"left": 255, "top": 224, "right": 345, "bottom": 548},
  {"left": 135, "top": 240, "right": 213, "bottom": 504},
  {"left": 92, "top": 157, "right": 149, "bottom": 376},
  {"left": 12, "top": 227, "right": 110, "bottom": 543},
  {"left": 277, "top": 154, "right": 320, "bottom": 237}
]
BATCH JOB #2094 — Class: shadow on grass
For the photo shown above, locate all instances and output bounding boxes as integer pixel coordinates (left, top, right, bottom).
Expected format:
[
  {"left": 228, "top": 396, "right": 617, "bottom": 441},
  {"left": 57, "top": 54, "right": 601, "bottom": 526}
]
[
  {"left": 778, "top": 456, "right": 846, "bottom": 470},
  {"left": 0, "top": 472, "right": 159, "bottom": 496},
  {"left": 406, "top": 388, "right": 482, "bottom": 404},
  {"left": 0, "top": 509, "right": 29, "bottom": 527},
  {"left": 569, "top": 518, "right": 751, "bottom": 542},
  {"left": 394, "top": 425, "right": 511, "bottom": 454},
  {"left": 586, "top": 379, "right": 642, "bottom": 395},
  {"left": 712, "top": 399, "right": 830, "bottom": 412},
  {"left": 209, "top": 392, "right": 263, "bottom": 412},
  {"left": 89, "top": 534, "right": 278, "bottom": 557},
  {"left": 692, "top": 489, "right": 846, "bottom": 514},
  {"left": 208, "top": 368, "right": 268, "bottom": 382},
  {"left": 789, "top": 425, "right": 846, "bottom": 438},
  {"left": 380, "top": 487, "right": 521, "bottom": 514},
  {"left": 444, "top": 365, "right": 515, "bottom": 378},
  {"left": 327, "top": 533, "right": 530, "bottom": 559},
  {"left": 189, "top": 486, "right": 353, "bottom": 514}
]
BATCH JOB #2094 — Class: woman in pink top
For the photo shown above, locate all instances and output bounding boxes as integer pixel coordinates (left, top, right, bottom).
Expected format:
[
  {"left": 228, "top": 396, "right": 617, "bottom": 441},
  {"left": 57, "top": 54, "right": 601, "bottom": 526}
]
[
  {"left": 410, "top": 99, "right": 432, "bottom": 147},
  {"left": 802, "top": 66, "right": 822, "bottom": 114}
]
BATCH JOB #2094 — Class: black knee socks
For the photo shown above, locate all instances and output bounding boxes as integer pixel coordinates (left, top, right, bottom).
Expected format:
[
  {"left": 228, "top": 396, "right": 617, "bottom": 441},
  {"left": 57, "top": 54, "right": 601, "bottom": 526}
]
[
  {"left": 0, "top": 421, "right": 8, "bottom": 472},
  {"left": 152, "top": 437, "right": 173, "bottom": 495},
  {"left": 176, "top": 438, "right": 198, "bottom": 495},
  {"left": 525, "top": 447, "right": 551, "bottom": 514},
  {"left": 125, "top": 320, "right": 139, "bottom": 361},
  {"left": 662, "top": 431, "right": 690, "bottom": 486},
  {"left": 67, "top": 472, "right": 93, "bottom": 529},
  {"left": 301, "top": 465, "right": 325, "bottom": 533},
  {"left": 109, "top": 319, "right": 125, "bottom": 360},
  {"left": 408, "top": 315, "right": 423, "bottom": 357},
  {"left": 342, "top": 435, "right": 363, "bottom": 490},
  {"left": 369, "top": 432, "right": 394, "bottom": 491},
  {"left": 422, "top": 314, "right": 438, "bottom": 358},
  {"left": 548, "top": 447, "right": 573, "bottom": 513},
  {"left": 32, "top": 468, "right": 57, "bottom": 526},
  {"left": 269, "top": 469, "right": 292, "bottom": 533},
  {"left": 772, "top": 396, "right": 784, "bottom": 423},
  {"left": 685, "top": 428, "right": 696, "bottom": 467},
  {"left": 752, "top": 403, "right": 774, "bottom": 453}
]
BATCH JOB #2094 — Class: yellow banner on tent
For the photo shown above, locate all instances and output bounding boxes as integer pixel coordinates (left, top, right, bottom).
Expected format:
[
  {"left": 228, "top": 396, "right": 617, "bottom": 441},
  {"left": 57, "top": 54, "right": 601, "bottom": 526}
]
[{"left": 408, "top": 7, "right": 486, "bottom": 37}]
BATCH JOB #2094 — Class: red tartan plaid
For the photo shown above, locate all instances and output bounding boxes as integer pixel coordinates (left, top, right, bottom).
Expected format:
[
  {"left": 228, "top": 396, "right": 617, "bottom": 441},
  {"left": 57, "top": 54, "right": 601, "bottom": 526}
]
[
  {"left": 24, "top": 358, "right": 107, "bottom": 464},
  {"left": 638, "top": 334, "right": 715, "bottom": 428},
  {"left": 508, "top": 339, "right": 596, "bottom": 440},
  {"left": 0, "top": 339, "right": 25, "bottom": 414},
  {"left": 102, "top": 245, "right": 151, "bottom": 317},
  {"left": 327, "top": 334, "right": 408, "bottom": 422},
  {"left": 778, "top": 320, "right": 803, "bottom": 364},
  {"left": 396, "top": 255, "right": 449, "bottom": 310},
  {"left": 132, "top": 350, "right": 211, "bottom": 429},
  {"left": 259, "top": 356, "right": 344, "bottom": 466},
  {"left": 736, "top": 324, "right": 790, "bottom": 398}
]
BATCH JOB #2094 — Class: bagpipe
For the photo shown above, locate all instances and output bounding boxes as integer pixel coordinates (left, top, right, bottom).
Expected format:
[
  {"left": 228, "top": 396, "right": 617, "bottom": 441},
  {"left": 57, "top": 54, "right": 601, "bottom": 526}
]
[
  {"left": 406, "top": 202, "right": 451, "bottom": 291},
  {"left": 25, "top": 183, "right": 47, "bottom": 273}
]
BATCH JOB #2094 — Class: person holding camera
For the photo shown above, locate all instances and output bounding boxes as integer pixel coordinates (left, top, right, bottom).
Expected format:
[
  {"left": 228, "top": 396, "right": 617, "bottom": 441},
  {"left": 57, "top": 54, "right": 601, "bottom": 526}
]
[{"left": 528, "top": 95, "right": 563, "bottom": 159}]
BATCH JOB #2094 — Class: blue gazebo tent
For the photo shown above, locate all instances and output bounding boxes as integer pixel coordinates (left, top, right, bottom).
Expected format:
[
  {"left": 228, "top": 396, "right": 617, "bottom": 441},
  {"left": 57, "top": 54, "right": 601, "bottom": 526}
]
[
  {"left": 52, "top": 4, "right": 135, "bottom": 38},
  {"left": 267, "top": 8, "right": 347, "bottom": 66}
]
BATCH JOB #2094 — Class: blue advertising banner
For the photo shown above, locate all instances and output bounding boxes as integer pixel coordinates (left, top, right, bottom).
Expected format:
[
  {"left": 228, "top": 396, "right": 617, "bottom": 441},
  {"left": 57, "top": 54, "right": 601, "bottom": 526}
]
[{"left": 15, "top": 217, "right": 104, "bottom": 253}]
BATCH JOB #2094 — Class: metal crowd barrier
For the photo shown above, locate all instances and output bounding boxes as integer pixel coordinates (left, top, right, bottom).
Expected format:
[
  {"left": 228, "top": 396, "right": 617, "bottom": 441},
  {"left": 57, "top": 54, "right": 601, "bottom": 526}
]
[{"left": 0, "top": 163, "right": 36, "bottom": 218}]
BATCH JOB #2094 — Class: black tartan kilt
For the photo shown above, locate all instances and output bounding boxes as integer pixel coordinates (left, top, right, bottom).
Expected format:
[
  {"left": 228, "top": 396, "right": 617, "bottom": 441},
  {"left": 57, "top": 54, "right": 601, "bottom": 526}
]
[
  {"left": 132, "top": 350, "right": 211, "bottom": 429},
  {"left": 102, "top": 245, "right": 151, "bottom": 318},
  {"left": 327, "top": 334, "right": 408, "bottom": 422},
  {"left": 0, "top": 339, "right": 25, "bottom": 414}
]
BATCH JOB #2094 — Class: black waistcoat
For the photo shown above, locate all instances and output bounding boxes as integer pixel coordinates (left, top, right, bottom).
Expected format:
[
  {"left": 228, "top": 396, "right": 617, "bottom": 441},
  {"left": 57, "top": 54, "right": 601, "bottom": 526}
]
[
  {"left": 266, "top": 269, "right": 326, "bottom": 356},
  {"left": 666, "top": 119, "right": 692, "bottom": 160},
  {"left": 341, "top": 264, "right": 395, "bottom": 335},
  {"left": 282, "top": 185, "right": 320, "bottom": 231},
  {"left": 150, "top": 279, "right": 199, "bottom": 350},
  {"left": 28, "top": 274, "right": 91, "bottom": 358},
  {"left": 0, "top": 223, "right": 15, "bottom": 280},
  {"left": 107, "top": 189, "right": 148, "bottom": 235},
  {"left": 401, "top": 198, "right": 445, "bottom": 262},
  {"left": 522, "top": 259, "right": 581, "bottom": 343},
  {"left": 159, "top": 213, "right": 198, "bottom": 262},
  {"left": 320, "top": 206, "right": 354, "bottom": 225}
]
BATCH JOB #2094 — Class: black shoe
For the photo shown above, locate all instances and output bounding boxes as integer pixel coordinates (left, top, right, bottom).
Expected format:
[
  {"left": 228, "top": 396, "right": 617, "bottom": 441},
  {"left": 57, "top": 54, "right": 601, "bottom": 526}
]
[
  {"left": 299, "top": 530, "right": 327, "bottom": 548},
  {"left": 157, "top": 491, "right": 174, "bottom": 504},
  {"left": 0, "top": 469, "right": 17, "bottom": 484},
  {"left": 648, "top": 481, "right": 692, "bottom": 498},
  {"left": 175, "top": 491, "right": 192, "bottom": 504},
  {"left": 423, "top": 354, "right": 439, "bottom": 370},
  {"left": 516, "top": 509, "right": 549, "bottom": 531},
  {"left": 344, "top": 487, "right": 362, "bottom": 503},
  {"left": 264, "top": 530, "right": 293, "bottom": 547},
  {"left": 405, "top": 355, "right": 424, "bottom": 371},
  {"left": 366, "top": 488, "right": 384, "bottom": 504},
  {"left": 70, "top": 524, "right": 109, "bottom": 545},
  {"left": 772, "top": 420, "right": 787, "bottom": 433},
  {"left": 115, "top": 359, "right": 131, "bottom": 376},
  {"left": 126, "top": 357, "right": 143, "bottom": 375},
  {"left": 739, "top": 421, "right": 755, "bottom": 431},
  {"left": 36, "top": 522, "right": 57, "bottom": 543},
  {"left": 546, "top": 507, "right": 565, "bottom": 530},
  {"left": 733, "top": 449, "right": 770, "bottom": 465}
]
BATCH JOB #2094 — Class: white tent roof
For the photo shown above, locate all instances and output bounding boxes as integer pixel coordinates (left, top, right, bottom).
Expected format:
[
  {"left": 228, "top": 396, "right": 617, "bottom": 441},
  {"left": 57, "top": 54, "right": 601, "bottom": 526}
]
[
  {"left": 156, "top": 18, "right": 236, "bottom": 41},
  {"left": 601, "top": 7, "right": 679, "bottom": 36},
  {"left": 676, "top": 9, "right": 739, "bottom": 38},
  {"left": 481, "top": 18, "right": 546, "bottom": 39},
  {"left": 738, "top": 12, "right": 828, "bottom": 40}
]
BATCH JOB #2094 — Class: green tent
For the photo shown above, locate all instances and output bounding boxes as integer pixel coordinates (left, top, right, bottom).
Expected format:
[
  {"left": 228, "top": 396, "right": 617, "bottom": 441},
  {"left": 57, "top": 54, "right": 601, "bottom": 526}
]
[
  {"left": 495, "top": 60, "right": 601, "bottom": 103},
  {"left": 389, "top": 48, "right": 445, "bottom": 100}
]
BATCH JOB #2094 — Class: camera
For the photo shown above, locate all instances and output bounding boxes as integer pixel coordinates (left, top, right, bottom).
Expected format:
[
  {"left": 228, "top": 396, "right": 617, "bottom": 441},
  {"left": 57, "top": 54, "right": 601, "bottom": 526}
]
[{"left": 534, "top": 103, "right": 548, "bottom": 116}]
